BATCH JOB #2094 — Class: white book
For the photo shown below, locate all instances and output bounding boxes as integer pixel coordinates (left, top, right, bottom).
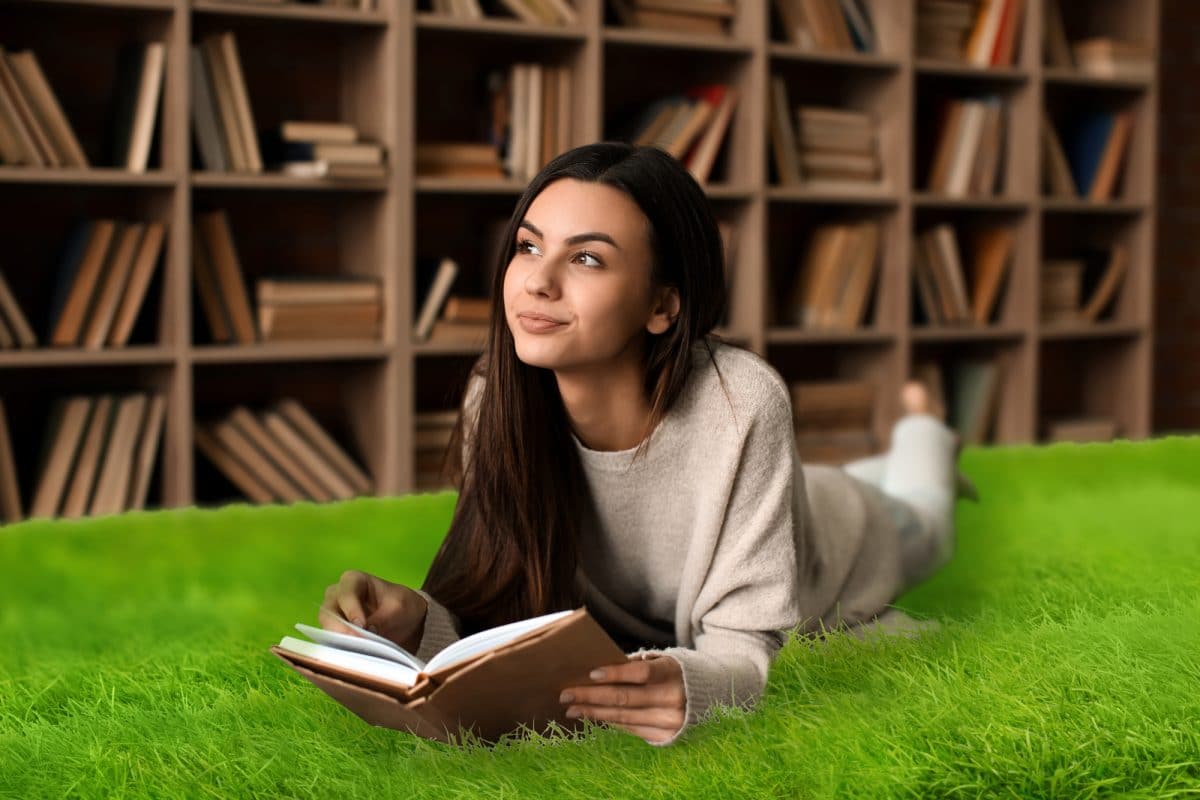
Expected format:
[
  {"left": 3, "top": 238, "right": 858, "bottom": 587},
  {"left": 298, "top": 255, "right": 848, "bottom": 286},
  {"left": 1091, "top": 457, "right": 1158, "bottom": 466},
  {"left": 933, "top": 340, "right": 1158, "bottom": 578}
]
[
  {"left": 413, "top": 257, "right": 459, "bottom": 341},
  {"left": 281, "top": 608, "right": 574, "bottom": 687},
  {"left": 126, "top": 42, "right": 165, "bottom": 173}
]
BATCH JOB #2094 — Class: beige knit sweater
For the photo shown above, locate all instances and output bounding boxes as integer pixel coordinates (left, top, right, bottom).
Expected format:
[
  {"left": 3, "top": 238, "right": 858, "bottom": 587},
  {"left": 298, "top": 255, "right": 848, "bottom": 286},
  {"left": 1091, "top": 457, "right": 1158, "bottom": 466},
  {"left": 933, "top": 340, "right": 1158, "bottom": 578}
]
[{"left": 413, "top": 338, "right": 909, "bottom": 746}]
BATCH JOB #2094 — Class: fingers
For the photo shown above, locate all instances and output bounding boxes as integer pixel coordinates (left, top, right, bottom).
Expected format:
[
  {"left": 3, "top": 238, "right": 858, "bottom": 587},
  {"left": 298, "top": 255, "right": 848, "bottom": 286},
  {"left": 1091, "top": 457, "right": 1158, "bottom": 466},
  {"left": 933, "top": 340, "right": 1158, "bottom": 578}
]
[
  {"left": 565, "top": 703, "right": 684, "bottom": 732},
  {"left": 560, "top": 681, "right": 684, "bottom": 711},
  {"left": 610, "top": 723, "right": 678, "bottom": 746},
  {"left": 319, "top": 570, "right": 369, "bottom": 629}
]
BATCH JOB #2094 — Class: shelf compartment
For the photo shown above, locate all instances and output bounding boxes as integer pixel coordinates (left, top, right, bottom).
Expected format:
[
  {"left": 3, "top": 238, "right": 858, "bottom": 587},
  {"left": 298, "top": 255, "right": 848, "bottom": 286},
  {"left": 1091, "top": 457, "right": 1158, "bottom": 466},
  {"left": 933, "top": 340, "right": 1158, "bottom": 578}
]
[
  {"left": 1038, "top": 337, "right": 1149, "bottom": 441},
  {"left": 911, "top": 338, "right": 1033, "bottom": 444}
]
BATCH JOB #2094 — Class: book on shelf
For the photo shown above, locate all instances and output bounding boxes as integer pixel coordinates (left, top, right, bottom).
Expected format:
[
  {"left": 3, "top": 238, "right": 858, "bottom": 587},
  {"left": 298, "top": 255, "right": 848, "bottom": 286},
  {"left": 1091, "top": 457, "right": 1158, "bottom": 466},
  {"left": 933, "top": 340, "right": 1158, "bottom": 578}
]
[
  {"left": 917, "top": 0, "right": 1024, "bottom": 66},
  {"left": 620, "top": 83, "right": 738, "bottom": 185},
  {"left": 28, "top": 391, "right": 164, "bottom": 520},
  {"left": 1071, "top": 37, "right": 1153, "bottom": 81},
  {"left": 1042, "top": 0, "right": 1072, "bottom": 67},
  {"left": 255, "top": 275, "right": 382, "bottom": 342},
  {"left": 263, "top": 122, "right": 389, "bottom": 181},
  {"left": 270, "top": 606, "right": 625, "bottom": 743},
  {"left": 48, "top": 220, "right": 117, "bottom": 347},
  {"left": 789, "top": 378, "right": 877, "bottom": 465},
  {"left": 774, "top": 0, "right": 875, "bottom": 53},
  {"left": 785, "top": 220, "right": 880, "bottom": 330},
  {"left": 925, "top": 96, "right": 1004, "bottom": 197},
  {"left": 429, "top": 0, "right": 485, "bottom": 18},
  {"left": 0, "top": 48, "right": 89, "bottom": 169},
  {"left": 1047, "top": 417, "right": 1118, "bottom": 443},
  {"left": 1040, "top": 112, "right": 1077, "bottom": 197},
  {"left": 912, "top": 222, "right": 1010, "bottom": 326},
  {"left": 416, "top": 142, "right": 505, "bottom": 180},
  {"left": 441, "top": 295, "right": 491, "bottom": 324},
  {"left": 107, "top": 42, "right": 166, "bottom": 173},
  {"left": 194, "top": 210, "right": 257, "bottom": 345},
  {"left": 768, "top": 76, "right": 801, "bottom": 186},
  {"left": 610, "top": 0, "right": 735, "bottom": 36},
  {"left": 427, "top": 319, "right": 488, "bottom": 347},
  {"left": 478, "top": 61, "right": 572, "bottom": 183},
  {"left": 491, "top": 0, "right": 577, "bottom": 26},
  {"left": 1040, "top": 245, "right": 1128, "bottom": 324},
  {"left": 794, "top": 105, "right": 881, "bottom": 184},
  {"left": 413, "top": 257, "right": 460, "bottom": 342},
  {"left": 947, "top": 358, "right": 1002, "bottom": 445},
  {"left": 196, "top": 397, "right": 372, "bottom": 505},
  {"left": 1060, "top": 110, "right": 1134, "bottom": 202},
  {"left": 0, "top": 270, "right": 37, "bottom": 349},
  {"left": 415, "top": 407, "right": 459, "bottom": 490},
  {"left": 196, "top": 32, "right": 262, "bottom": 174},
  {"left": 0, "top": 398, "right": 20, "bottom": 524}
]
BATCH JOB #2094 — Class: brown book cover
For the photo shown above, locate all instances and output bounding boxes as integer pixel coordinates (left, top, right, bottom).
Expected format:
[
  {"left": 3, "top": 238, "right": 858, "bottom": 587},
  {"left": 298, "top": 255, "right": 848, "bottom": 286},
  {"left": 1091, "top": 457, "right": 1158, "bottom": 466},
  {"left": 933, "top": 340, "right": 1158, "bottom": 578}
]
[
  {"left": 968, "top": 226, "right": 1013, "bottom": 324},
  {"left": 0, "top": 48, "right": 56, "bottom": 166},
  {"left": 637, "top": 0, "right": 735, "bottom": 17},
  {"left": 212, "top": 416, "right": 306, "bottom": 503},
  {"left": 0, "top": 270, "right": 36, "bottom": 348},
  {"left": 441, "top": 296, "right": 491, "bottom": 323},
  {"left": 0, "top": 53, "right": 47, "bottom": 166},
  {"left": 628, "top": 8, "right": 727, "bottom": 34},
  {"left": 60, "top": 395, "right": 115, "bottom": 519},
  {"left": 926, "top": 224, "right": 971, "bottom": 323},
  {"left": 413, "top": 257, "right": 459, "bottom": 341},
  {"left": 833, "top": 220, "right": 881, "bottom": 329},
  {"left": 256, "top": 277, "right": 380, "bottom": 306},
  {"left": 261, "top": 411, "right": 356, "bottom": 500},
  {"left": 5, "top": 50, "right": 89, "bottom": 168},
  {"left": 192, "top": 231, "right": 235, "bottom": 344},
  {"left": 275, "top": 398, "right": 372, "bottom": 496},
  {"left": 81, "top": 223, "right": 145, "bottom": 349},
  {"left": 911, "top": 235, "right": 944, "bottom": 325},
  {"left": 126, "top": 393, "right": 165, "bottom": 511},
  {"left": 927, "top": 100, "right": 964, "bottom": 192},
  {"left": 1040, "top": 113, "right": 1077, "bottom": 197},
  {"left": 427, "top": 319, "right": 488, "bottom": 347},
  {"left": 1088, "top": 110, "right": 1133, "bottom": 202},
  {"left": 0, "top": 397, "right": 21, "bottom": 523},
  {"left": 769, "top": 76, "right": 802, "bottom": 186},
  {"left": 107, "top": 221, "right": 166, "bottom": 347},
  {"left": 217, "top": 32, "right": 262, "bottom": 173},
  {"left": 540, "top": 65, "right": 557, "bottom": 168},
  {"left": 1043, "top": 0, "right": 1072, "bottom": 67},
  {"left": 30, "top": 396, "right": 94, "bottom": 519},
  {"left": 1080, "top": 244, "right": 1129, "bottom": 322},
  {"left": 269, "top": 607, "right": 626, "bottom": 744},
  {"left": 51, "top": 220, "right": 118, "bottom": 347},
  {"left": 200, "top": 35, "right": 247, "bottom": 172},
  {"left": 194, "top": 424, "right": 274, "bottom": 504},
  {"left": 1040, "top": 258, "right": 1084, "bottom": 319},
  {"left": 687, "top": 85, "right": 738, "bottom": 185},
  {"left": 90, "top": 393, "right": 147, "bottom": 517},
  {"left": 195, "top": 210, "right": 257, "bottom": 344},
  {"left": 229, "top": 406, "right": 333, "bottom": 503}
]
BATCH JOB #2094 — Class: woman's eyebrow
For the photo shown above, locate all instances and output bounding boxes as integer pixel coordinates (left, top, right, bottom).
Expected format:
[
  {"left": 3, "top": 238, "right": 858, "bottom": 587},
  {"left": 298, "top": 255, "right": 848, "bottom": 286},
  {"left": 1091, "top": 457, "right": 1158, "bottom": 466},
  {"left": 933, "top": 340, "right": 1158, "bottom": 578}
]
[{"left": 519, "top": 220, "right": 620, "bottom": 250}]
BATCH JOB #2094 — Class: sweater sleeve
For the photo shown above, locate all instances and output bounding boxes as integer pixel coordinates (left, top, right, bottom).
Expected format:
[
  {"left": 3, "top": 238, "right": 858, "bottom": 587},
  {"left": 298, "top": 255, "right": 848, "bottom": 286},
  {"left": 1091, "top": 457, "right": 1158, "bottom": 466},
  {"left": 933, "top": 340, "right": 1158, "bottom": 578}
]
[
  {"left": 412, "top": 589, "right": 462, "bottom": 664},
  {"left": 629, "top": 381, "right": 804, "bottom": 746}
]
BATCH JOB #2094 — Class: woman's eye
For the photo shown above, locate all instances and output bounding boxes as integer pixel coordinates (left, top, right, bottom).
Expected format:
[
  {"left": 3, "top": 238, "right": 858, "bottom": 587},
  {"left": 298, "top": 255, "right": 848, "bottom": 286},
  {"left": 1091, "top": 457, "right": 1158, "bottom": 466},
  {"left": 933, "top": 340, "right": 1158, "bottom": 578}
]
[
  {"left": 515, "top": 239, "right": 541, "bottom": 256},
  {"left": 575, "top": 251, "right": 602, "bottom": 268}
]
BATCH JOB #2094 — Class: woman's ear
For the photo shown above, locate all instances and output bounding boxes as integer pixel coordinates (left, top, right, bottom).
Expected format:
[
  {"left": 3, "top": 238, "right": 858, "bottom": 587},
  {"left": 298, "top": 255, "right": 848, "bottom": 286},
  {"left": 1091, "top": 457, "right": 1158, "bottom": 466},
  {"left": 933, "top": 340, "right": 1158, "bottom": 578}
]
[{"left": 645, "top": 286, "right": 681, "bottom": 335}]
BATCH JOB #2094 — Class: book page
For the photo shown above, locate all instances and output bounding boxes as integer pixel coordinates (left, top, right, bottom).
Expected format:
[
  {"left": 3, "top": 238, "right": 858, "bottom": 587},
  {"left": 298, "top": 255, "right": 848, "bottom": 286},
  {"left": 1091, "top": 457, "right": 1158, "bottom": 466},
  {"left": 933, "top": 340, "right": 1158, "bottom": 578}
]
[
  {"left": 276, "top": 636, "right": 420, "bottom": 688},
  {"left": 294, "top": 621, "right": 425, "bottom": 672},
  {"left": 424, "top": 609, "right": 573, "bottom": 674}
]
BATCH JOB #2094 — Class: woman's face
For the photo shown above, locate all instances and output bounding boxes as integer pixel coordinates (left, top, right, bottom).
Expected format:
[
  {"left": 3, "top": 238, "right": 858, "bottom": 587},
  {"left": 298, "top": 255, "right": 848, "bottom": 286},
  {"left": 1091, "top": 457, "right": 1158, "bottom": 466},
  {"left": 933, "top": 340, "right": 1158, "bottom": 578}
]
[{"left": 503, "top": 178, "right": 677, "bottom": 374}]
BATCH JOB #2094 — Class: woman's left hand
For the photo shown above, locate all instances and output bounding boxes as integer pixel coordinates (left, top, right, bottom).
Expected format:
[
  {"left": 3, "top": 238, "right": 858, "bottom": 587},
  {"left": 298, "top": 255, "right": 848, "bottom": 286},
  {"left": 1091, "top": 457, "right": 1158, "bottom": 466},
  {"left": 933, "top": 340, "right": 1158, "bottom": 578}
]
[{"left": 559, "top": 655, "right": 686, "bottom": 745}]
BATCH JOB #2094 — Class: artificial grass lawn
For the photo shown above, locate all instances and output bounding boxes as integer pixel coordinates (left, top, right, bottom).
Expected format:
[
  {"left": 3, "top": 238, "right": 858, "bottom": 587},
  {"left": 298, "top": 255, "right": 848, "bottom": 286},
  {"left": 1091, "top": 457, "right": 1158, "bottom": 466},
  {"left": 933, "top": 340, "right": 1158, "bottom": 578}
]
[{"left": 2, "top": 436, "right": 1199, "bottom": 799}]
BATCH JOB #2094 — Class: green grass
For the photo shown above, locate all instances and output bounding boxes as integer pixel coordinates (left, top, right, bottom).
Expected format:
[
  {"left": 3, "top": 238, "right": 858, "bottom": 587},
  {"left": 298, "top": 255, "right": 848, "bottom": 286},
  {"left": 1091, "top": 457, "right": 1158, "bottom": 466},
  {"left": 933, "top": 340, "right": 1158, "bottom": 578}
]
[{"left": 2, "top": 436, "right": 1199, "bottom": 799}]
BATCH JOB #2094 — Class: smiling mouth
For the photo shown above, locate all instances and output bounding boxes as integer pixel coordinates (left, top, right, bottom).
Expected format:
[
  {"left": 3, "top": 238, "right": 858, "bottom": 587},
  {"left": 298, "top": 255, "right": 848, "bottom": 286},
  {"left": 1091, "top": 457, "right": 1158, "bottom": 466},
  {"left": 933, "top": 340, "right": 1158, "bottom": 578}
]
[{"left": 517, "top": 313, "right": 568, "bottom": 332}]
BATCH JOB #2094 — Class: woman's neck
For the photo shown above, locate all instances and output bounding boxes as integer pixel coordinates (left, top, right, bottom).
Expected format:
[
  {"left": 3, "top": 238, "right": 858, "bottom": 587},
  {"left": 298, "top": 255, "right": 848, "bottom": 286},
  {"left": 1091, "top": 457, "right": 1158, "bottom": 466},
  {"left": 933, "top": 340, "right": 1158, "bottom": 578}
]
[{"left": 555, "top": 351, "right": 653, "bottom": 452}]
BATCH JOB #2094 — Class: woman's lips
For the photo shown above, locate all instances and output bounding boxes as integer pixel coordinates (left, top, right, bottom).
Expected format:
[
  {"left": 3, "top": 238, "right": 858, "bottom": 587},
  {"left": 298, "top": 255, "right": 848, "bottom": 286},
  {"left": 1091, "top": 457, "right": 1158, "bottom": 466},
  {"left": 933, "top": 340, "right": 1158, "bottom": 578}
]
[{"left": 517, "top": 313, "right": 567, "bottom": 333}]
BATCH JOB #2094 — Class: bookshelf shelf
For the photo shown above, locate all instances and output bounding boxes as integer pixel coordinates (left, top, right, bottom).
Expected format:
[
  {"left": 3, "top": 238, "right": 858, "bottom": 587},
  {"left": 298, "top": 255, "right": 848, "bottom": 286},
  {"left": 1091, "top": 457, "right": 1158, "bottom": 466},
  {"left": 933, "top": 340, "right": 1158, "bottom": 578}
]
[
  {"left": 191, "top": 1, "right": 388, "bottom": 26},
  {"left": 0, "top": 169, "right": 178, "bottom": 187},
  {"left": 191, "top": 173, "right": 389, "bottom": 192},
  {"left": 188, "top": 343, "right": 392, "bottom": 364},
  {"left": 0, "top": 0, "right": 1159, "bottom": 520}
]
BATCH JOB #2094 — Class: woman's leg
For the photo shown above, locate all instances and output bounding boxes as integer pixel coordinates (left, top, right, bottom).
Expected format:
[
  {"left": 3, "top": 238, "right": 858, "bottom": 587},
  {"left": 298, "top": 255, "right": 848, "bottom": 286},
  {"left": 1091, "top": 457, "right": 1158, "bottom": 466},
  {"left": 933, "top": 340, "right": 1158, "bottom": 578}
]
[{"left": 875, "top": 380, "right": 962, "bottom": 591}]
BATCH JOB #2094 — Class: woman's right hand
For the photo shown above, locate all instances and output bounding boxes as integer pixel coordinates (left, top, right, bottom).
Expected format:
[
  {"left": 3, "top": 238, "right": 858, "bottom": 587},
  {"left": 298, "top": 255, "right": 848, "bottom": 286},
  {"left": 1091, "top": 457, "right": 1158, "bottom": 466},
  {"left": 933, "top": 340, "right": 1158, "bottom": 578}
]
[{"left": 319, "top": 570, "right": 428, "bottom": 654}]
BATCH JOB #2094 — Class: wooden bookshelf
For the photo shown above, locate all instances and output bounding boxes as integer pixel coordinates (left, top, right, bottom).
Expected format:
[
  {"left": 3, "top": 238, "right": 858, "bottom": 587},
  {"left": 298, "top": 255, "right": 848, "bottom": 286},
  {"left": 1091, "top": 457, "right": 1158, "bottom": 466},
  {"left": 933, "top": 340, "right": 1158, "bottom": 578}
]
[{"left": 0, "top": 0, "right": 1159, "bottom": 518}]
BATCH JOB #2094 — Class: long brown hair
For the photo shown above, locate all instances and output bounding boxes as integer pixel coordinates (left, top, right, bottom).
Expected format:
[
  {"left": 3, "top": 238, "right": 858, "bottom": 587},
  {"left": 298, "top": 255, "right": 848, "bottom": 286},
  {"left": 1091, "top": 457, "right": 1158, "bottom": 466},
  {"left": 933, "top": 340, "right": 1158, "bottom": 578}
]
[{"left": 421, "top": 143, "right": 728, "bottom": 635}]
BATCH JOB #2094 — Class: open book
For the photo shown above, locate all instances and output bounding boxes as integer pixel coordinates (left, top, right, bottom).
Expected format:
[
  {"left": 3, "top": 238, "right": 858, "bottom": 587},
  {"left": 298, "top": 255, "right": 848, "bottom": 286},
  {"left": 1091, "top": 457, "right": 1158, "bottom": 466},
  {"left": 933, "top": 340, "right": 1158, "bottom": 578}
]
[{"left": 270, "top": 606, "right": 625, "bottom": 744}]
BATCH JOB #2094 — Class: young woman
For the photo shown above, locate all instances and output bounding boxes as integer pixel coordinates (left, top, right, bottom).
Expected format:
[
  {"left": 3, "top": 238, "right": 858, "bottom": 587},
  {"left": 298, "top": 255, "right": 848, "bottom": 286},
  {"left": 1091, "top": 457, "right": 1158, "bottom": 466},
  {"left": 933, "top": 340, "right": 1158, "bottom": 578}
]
[{"left": 319, "top": 142, "right": 973, "bottom": 747}]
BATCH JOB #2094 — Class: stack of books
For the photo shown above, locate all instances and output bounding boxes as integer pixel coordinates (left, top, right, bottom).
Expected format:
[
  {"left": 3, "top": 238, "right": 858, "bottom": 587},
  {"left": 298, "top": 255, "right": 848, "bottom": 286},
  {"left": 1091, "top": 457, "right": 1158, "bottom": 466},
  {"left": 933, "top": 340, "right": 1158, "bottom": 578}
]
[
  {"left": 768, "top": 80, "right": 881, "bottom": 187},
  {"left": 1041, "top": 110, "right": 1134, "bottom": 201},
  {"left": 416, "top": 142, "right": 505, "bottom": 180},
  {"left": 25, "top": 392, "right": 166, "bottom": 520},
  {"left": 912, "top": 223, "right": 1013, "bottom": 326},
  {"left": 192, "top": 210, "right": 257, "bottom": 345},
  {"left": 0, "top": 271, "right": 36, "bottom": 350},
  {"left": 191, "top": 32, "right": 262, "bottom": 174},
  {"left": 1071, "top": 38, "right": 1153, "bottom": 81},
  {"left": 270, "top": 121, "right": 387, "bottom": 181},
  {"left": 415, "top": 409, "right": 459, "bottom": 491},
  {"left": 195, "top": 398, "right": 373, "bottom": 504},
  {"left": 0, "top": 47, "right": 90, "bottom": 169},
  {"left": 491, "top": 0, "right": 578, "bottom": 25},
  {"left": 1047, "top": 417, "right": 1118, "bottom": 443},
  {"left": 0, "top": 398, "right": 17, "bottom": 523},
  {"left": 789, "top": 379, "right": 877, "bottom": 465},
  {"left": 916, "top": 0, "right": 1024, "bottom": 66},
  {"left": 610, "top": 0, "right": 735, "bottom": 36},
  {"left": 412, "top": 257, "right": 491, "bottom": 346},
  {"left": 1039, "top": 245, "right": 1128, "bottom": 325},
  {"left": 46, "top": 219, "right": 168, "bottom": 349},
  {"left": 256, "top": 276, "right": 382, "bottom": 342},
  {"left": 773, "top": 0, "right": 876, "bottom": 52},
  {"left": 784, "top": 220, "right": 880, "bottom": 330},
  {"left": 925, "top": 96, "right": 1005, "bottom": 196},
  {"left": 621, "top": 83, "right": 740, "bottom": 184}
]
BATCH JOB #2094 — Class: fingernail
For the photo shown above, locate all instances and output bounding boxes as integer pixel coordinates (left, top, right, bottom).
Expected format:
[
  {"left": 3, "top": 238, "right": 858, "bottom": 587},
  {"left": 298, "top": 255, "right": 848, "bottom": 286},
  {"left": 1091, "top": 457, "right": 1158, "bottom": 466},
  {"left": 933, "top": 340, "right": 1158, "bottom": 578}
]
[
  {"left": 559, "top": 691, "right": 574, "bottom": 704},
  {"left": 589, "top": 669, "right": 605, "bottom": 681},
  {"left": 353, "top": 618, "right": 364, "bottom": 627},
  {"left": 565, "top": 708, "right": 580, "bottom": 719}
]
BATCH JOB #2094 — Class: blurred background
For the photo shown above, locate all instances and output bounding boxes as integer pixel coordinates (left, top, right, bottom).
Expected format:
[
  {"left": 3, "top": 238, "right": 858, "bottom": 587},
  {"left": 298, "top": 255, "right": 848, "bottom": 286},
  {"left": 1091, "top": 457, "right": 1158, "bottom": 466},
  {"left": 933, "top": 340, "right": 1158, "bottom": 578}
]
[{"left": 0, "top": 0, "right": 1193, "bottom": 525}]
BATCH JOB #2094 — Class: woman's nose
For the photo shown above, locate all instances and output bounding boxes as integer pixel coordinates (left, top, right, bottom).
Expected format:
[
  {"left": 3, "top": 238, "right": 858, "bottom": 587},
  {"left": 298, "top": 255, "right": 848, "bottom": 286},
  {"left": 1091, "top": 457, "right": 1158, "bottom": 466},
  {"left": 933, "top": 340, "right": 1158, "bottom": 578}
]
[{"left": 524, "top": 256, "right": 561, "bottom": 297}]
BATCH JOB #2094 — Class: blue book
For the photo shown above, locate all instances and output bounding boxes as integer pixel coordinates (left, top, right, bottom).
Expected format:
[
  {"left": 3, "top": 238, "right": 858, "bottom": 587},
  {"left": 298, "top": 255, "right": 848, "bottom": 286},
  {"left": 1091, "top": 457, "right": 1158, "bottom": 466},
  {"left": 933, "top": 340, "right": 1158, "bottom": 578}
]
[{"left": 1065, "top": 111, "right": 1115, "bottom": 197}]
